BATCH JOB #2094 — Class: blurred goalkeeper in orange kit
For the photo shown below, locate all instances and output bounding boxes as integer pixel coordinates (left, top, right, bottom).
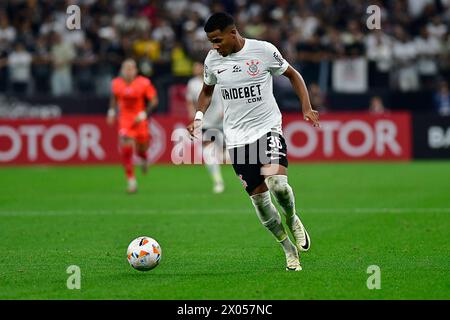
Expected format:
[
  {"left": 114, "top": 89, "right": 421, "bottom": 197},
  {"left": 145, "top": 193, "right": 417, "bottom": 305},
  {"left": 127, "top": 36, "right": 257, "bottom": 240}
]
[{"left": 107, "top": 59, "right": 158, "bottom": 193}]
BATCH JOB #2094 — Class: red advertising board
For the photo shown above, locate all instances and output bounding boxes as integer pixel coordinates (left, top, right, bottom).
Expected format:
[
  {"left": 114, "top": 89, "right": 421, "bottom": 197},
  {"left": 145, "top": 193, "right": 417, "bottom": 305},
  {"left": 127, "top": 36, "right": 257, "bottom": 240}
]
[
  {"left": 0, "top": 116, "right": 120, "bottom": 165},
  {"left": 0, "top": 112, "right": 411, "bottom": 165},
  {"left": 282, "top": 112, "right": 412, "bottom": 161}
]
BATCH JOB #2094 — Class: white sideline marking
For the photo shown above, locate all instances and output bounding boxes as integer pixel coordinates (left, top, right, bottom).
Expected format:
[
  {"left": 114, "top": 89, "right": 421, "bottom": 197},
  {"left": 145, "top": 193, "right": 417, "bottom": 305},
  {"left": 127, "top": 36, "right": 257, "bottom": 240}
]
[{"left": 0, "top": 207, "right": 449, "bottom": 216}]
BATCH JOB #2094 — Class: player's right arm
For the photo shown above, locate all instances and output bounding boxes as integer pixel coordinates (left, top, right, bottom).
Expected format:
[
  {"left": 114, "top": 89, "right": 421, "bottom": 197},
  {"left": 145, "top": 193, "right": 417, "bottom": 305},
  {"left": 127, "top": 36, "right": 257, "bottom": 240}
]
[
  {"left": 107, "top": 78, "right": 121, "bottom": 126},
  {"left": 187, "top": 83, "right": 215, "bottom": 139},
  {"left": 107, "top": 94, "right": 118, "bottom": 126},
  {"left": 197, "top": 83, "right": 215, "bottom": 114},
  {"left": 187, "top": 54, "right": 217, "bottom": 139}
]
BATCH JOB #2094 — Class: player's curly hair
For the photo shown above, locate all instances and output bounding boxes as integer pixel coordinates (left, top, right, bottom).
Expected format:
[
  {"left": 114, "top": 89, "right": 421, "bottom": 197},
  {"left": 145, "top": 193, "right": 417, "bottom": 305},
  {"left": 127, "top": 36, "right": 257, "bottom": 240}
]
[{"left": 204, "top": 12, "right": 235, "bottom": 33}]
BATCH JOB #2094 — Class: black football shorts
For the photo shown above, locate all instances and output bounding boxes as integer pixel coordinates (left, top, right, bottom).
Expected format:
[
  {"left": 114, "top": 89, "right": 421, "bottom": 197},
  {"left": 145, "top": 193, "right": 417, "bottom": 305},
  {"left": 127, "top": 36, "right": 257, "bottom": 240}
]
[{"left": 229, "top": 131, "right": 288, "bottom": 194}]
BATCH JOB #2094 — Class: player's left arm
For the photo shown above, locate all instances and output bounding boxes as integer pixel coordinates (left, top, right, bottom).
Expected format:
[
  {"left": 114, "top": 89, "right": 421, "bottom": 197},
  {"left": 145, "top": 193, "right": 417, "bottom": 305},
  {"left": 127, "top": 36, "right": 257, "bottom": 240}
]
[
  {"left": 136, "top": 79, "right": 159, "bottom": 124},
  {"left": 146, "top": 94, "right": 158, "bottom": 114},
  {"left": 146, "top": 79, "right": 158, "bottom": 114},
  {"left": 282, "top": 66, "right": 320, "bottom": 127}
]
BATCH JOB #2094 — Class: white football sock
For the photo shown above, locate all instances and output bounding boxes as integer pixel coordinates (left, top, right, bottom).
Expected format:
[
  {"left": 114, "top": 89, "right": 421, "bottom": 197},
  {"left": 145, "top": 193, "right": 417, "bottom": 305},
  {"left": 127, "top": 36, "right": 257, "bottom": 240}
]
[
  {"left": 250, "top": 191, "right": 297, "bottom": 255},
  {"left": 266, "top": 175, "right": 296, "bottom": 220},
  {"left": 279, "top": 237, "right": 298, "bottom": 256}
]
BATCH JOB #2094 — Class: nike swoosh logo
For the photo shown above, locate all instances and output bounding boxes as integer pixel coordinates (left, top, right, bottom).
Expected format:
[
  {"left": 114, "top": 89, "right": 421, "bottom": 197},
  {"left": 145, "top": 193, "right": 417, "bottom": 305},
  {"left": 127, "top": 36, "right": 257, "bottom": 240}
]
[
  {"left": 301, "top": 229, "right": 310, "bottom": 250},
  {"left": 217, "top": 69, "right": 228, "bottom": 74}
]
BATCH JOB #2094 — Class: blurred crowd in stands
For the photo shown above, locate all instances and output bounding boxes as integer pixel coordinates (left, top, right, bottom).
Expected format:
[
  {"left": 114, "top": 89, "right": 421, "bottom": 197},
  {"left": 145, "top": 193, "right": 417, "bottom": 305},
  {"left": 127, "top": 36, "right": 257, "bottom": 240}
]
[{"left": 0, "top": 0, "right": 449, "bottom": 115}]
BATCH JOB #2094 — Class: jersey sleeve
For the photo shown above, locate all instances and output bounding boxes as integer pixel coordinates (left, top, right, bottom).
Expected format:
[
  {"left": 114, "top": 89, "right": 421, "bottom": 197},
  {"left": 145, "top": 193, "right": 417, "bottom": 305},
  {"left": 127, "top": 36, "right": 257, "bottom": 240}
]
[
  {"left": 264, "top": 41, "right": 290, "bottom": 76},
  {"left": 203, "top": 52, "right": 217, "bottom": 86}
]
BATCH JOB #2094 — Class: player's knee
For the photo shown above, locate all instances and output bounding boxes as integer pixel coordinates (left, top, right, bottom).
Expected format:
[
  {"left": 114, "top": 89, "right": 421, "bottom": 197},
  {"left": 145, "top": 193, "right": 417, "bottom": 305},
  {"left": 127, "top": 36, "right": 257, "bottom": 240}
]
[{"left": 266, "top": 175, "right": 289, "bottom": 197}]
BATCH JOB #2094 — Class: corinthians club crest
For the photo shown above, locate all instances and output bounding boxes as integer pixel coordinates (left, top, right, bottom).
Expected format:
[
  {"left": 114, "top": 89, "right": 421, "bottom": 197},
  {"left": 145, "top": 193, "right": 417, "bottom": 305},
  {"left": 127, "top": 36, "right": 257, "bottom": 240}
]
[{"left": 246, "top": 60, "right": 260, "bottom": 76}]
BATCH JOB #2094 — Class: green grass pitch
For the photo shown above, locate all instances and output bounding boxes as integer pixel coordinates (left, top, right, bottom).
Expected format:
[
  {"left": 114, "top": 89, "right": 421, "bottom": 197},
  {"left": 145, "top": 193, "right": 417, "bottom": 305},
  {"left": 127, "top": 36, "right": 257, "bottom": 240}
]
[{"left": 0, "top": 162, "right": 449, "bottom": 299}]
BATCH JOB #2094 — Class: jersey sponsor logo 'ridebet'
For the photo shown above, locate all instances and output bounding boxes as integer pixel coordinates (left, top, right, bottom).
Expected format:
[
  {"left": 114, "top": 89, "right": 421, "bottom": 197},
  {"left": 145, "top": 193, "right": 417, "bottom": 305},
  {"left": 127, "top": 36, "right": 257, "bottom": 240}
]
[{"left": 221, "top": 84, "right": 262, "bottom": 103}]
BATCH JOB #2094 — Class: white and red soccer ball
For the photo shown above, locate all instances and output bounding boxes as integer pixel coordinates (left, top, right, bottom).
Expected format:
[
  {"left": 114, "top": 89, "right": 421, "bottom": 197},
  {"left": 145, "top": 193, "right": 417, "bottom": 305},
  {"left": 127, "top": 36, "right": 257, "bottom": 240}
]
[{"left": 127, "top": 236, "right": 162, "bottom": 271}]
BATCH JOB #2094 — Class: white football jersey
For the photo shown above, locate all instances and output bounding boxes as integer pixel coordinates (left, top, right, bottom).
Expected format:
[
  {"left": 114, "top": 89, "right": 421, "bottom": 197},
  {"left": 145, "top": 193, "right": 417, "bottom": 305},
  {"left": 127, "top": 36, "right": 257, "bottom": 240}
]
[
  {"left": 204, "top": 38, "right": 289, "bottom": 148},
  {"left": 186, "top": 76, "right": 223, "bottom": 129}
]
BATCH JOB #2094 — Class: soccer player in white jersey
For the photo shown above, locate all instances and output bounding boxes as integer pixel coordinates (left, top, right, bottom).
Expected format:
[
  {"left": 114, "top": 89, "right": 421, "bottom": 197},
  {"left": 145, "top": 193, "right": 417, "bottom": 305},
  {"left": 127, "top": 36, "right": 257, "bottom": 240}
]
[
  {"left": 186, "top": 61, "right": 225, "bottom": 193},
  {"left": 187, "top": 13, "right": 320, "bottom": 271}
]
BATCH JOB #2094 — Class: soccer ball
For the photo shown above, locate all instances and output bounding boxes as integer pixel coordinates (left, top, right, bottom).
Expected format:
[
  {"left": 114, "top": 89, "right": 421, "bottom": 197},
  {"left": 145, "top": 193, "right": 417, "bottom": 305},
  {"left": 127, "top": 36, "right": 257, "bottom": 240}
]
[{"left": 127, "top": 236, "right": 162, "bottom": 271}]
